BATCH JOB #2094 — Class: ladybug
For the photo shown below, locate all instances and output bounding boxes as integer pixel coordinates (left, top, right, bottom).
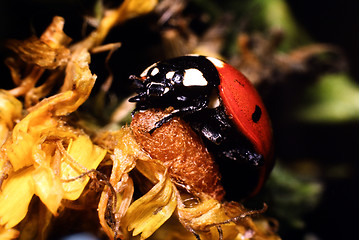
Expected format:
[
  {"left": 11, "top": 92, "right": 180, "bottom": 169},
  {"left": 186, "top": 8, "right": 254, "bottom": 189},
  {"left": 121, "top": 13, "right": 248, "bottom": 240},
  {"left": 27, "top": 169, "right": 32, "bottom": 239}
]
[{"left": 129, "top": 55, "right": 274, "bottom": 200}]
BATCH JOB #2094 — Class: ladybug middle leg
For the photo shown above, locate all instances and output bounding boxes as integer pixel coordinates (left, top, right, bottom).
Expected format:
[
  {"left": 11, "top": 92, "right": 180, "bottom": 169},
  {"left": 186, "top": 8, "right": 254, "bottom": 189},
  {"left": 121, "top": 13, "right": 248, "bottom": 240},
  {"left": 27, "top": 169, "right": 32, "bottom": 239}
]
[
  {"left": 189, "top": 106, "right": 264, "bottom": 167},
  {"left": 188, "top": 107, "right": 265, "bottom": 200}
]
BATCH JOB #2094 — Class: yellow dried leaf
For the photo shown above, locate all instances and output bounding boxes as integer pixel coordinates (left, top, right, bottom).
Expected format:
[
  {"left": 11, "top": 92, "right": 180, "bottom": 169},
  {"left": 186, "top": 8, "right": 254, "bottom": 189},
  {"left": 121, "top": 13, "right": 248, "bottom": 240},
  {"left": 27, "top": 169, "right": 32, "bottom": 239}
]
[
  {"left": 0, "top": 167, "right": 34, "bottom": 229},
  {"left": 124, "top": 170, "right": 177, "bottom": 239},
  {"left": 62, "top": 135, "right": 106, "bottom": 200}
]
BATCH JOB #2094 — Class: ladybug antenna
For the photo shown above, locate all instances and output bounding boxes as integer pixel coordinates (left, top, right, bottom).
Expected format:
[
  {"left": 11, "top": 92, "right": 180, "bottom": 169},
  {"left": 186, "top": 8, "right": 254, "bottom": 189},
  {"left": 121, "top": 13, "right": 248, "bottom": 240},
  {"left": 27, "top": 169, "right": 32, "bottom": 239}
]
[
  {"left": 187, "top": 204, "right": 267, "bottom": 240},
  {"left": 234, "top": 202, "right": 267, "bottom": 222},
  {"left": 188, "top": 224, "right": 224, "bottom": 240},
  {"left": 129, "top": 75, "right": 146, "bottom": 90},
  {"left": 222, "top": 203, "right": 268, "bottom": 225},
  {"left": 128, "top": 74, "right": 142, "bottom": 80},
  {"left": 205, "top": 203, "right": 268, "bottom": 232},
  {"left": 188, "top": 227, "right": 201, "bottom": 240}
]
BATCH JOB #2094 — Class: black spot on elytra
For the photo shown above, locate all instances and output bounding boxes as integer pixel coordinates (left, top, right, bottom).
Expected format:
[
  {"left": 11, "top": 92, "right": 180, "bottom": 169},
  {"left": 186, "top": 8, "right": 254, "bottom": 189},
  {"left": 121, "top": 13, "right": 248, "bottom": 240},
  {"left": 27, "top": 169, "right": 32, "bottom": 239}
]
[
  {"left": 252, "top": 105, "right": 262, "bottom": 123},
  {"left": 235, "top": 79, "right": 245, "bottom": 87}
]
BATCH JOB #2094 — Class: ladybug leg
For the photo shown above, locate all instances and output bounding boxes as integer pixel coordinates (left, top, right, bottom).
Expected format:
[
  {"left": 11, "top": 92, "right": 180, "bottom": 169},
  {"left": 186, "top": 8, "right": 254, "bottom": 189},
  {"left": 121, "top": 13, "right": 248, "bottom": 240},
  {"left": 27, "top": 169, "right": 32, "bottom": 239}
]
[
  {"left": 200, "top": 123, "right": 224, "bottom": 144},
  {"left": 190, "top": 107, "right": 265, "bottom": 167},
  {"left": 219, "top": 147, "right": 264, "bottom": 167},
  {"left": 198, "top": 124, "right": 264, "bottom": 167},
  {"left": 149, "top": 105, "right": 203, "bottom": 133},
  {"left": 149, "top": 97, "right": 209, "bottom": 133},
  {"left": 216, "top": 225, "right": 223, "bottom": 240},
  {"left": 149, "top": 109, "right": 181, "bottom": 133},
  {"left": 129, "top": 75, "right": 145, "bottom": 91},
  {"left": 188, "top": 226, "right": 223, "bottom": 240},
  {"left": 187, "top": 227, "right": 201, "bottom": 240},
  {"left": 189, "top": 107, "right": 231, "bottom": 145},
  {"left": 196, "top": 122, "right": 264, "bottom": 167},
  {"left": 192, "top": 232, "right": 201, "bottom": 240}
]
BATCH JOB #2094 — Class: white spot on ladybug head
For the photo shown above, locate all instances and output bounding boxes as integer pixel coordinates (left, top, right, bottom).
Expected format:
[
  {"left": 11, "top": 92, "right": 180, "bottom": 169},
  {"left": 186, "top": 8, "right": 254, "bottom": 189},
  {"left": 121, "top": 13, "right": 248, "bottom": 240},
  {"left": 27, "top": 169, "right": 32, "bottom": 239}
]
[
  {"left": 150, "top": 67, "right": 160, "bottom": 76},
  {"left": 206, "top": 57, "right": 225, "bottom": 68},
  {"left": 140, "top": 62, "right": 158, "bottom": 78},
  {"left": 183, "top": 68, "right": 208, "bottom": 86},
  {"left": 166, "top": 71, "right": 175, "bottom": 80}
]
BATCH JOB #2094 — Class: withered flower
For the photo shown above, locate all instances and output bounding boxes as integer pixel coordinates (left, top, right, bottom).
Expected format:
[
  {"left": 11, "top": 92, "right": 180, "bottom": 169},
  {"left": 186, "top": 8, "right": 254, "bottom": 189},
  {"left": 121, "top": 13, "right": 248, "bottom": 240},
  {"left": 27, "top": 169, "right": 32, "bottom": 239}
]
[
  {"left": 0, "top": 0, "right": 160, "bottom": 238},
  {"left": 0, "top": 47, "right": 105, "bottom": 237}
]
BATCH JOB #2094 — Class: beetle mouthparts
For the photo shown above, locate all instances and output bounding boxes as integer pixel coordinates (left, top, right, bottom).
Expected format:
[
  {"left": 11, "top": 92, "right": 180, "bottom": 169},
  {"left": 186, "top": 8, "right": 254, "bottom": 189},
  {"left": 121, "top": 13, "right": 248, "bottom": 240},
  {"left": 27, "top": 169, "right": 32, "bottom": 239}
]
[
  {"left": 128, "top": 94, "right": 144, "bottom": 102},
  {"left": 129, "top": 75, "right": 141, "bottom": 80}
]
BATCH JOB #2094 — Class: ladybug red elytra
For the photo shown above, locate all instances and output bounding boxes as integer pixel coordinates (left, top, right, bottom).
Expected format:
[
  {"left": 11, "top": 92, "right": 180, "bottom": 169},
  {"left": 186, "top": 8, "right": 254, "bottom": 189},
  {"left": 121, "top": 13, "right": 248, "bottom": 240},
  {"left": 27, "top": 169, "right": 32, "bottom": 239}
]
[{"left": 129, "top": 55, "right": 274, "bottom": 199}]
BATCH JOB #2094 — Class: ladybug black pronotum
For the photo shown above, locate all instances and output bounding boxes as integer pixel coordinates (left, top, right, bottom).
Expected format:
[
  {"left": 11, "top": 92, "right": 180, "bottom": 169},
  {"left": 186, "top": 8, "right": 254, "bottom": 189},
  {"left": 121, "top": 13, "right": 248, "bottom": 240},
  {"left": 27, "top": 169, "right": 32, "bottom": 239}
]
[{"left": 129, "top": 55, "right": 274, "bottom": 200}]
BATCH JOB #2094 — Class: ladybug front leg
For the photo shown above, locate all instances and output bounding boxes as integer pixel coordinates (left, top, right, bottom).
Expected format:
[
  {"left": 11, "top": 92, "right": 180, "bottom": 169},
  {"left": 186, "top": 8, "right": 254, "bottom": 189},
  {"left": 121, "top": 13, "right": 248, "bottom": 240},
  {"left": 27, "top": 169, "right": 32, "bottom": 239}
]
[{"left": 149, "top": 96, "right": 209, "bottom": 133}]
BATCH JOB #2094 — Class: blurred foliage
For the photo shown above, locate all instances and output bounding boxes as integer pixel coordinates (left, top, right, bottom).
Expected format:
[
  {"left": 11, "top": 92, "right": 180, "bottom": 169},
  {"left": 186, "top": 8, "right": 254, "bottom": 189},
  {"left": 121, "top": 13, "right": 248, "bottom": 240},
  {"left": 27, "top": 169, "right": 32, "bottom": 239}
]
[
  {"left": 265, "top": 163, "right": 322, "bottom": 229},
  {"left": 298, "top": 74, "right": 359, "bottom": 122}
]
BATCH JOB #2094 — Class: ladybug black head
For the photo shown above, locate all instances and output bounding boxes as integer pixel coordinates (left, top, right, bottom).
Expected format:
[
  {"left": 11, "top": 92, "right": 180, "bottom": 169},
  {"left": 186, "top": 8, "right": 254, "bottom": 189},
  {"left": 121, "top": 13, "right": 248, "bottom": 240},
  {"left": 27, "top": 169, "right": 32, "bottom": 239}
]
[{"left": 129, "top": 55, "right": 220, "bottom": 110}]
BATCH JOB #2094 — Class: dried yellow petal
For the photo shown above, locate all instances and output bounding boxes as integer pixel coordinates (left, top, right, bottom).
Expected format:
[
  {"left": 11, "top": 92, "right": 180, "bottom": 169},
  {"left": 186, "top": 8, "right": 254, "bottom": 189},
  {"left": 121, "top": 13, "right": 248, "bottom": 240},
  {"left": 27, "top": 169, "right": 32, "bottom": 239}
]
[
  {"left": 117, "top": 0, "right": 158, "bottom": 23},
  {"left": 5, "top": 108, "right": 58, "bottom": 171},
  {"left": 0, "top": 90, "right": 22, "bottom": 146},
  {"left": 96, "top": 128, "right": 142, "bottom": 239},
  {"left": 0, "top": 90, "right": 22, "bottom": 129},
  {"left": 77, "top": 0, "right": 158, "bottom": 51},
  {"left": 32, "top": 166, "right": 63, "bottom": 215},
  {"left": 40, "top": 16, "right": 72, "bottom": 48},
  {"left": 62, "top": 135, "right": 106, "bottom": 200},
  {"left": 0, "top": 45, "right": 100, "bottom": 230},
  {"left": 0, "top": 167, "right": 34, "bottom": 229},
  {"left": 5, "top": 16, "right": 70, "bottom": 70},
  {"left": 0, "top": 226, "right": 18, "bottom": 240},
  {"left": 124, "top": 170, "right": 177, "bottom": 239},
  {"left": 4, "top": 48, "right": 96, "bottom": 171},
  {"left": 6, "top": 36, "right": 70, "bottom": 70},
  {"left": 32, "top": 50, "right": 96, "bottom": 115}
]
